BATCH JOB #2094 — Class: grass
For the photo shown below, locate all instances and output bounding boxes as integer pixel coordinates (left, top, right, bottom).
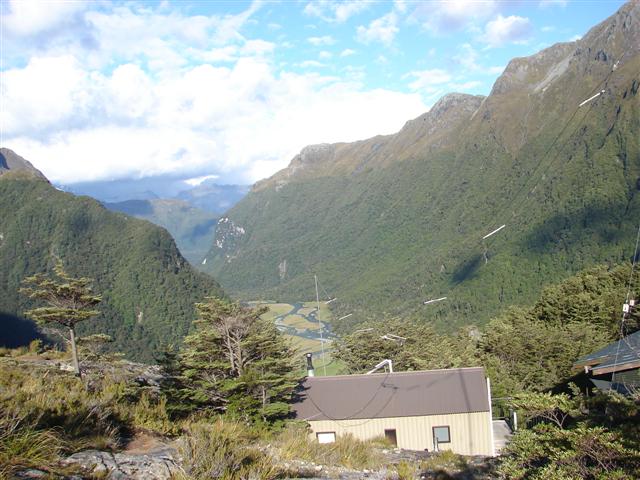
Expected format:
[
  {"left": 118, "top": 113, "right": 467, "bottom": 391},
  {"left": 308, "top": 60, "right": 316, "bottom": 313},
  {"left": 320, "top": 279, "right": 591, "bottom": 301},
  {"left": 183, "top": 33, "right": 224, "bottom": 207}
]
[
  {"left": 177, "top": 419, "right": 283, "bottom": 480},
  {"left": 281, "top": 314, "right": 318, "bottom": 331},
  {"left": 276, "top": 423, "right": 383, "bottom": 470},
  {"left": 259, "top": 303, "right": 295, "bottom": 318},
  {"left": 0, "top": 413, "right": 64, "bottom": 478}
]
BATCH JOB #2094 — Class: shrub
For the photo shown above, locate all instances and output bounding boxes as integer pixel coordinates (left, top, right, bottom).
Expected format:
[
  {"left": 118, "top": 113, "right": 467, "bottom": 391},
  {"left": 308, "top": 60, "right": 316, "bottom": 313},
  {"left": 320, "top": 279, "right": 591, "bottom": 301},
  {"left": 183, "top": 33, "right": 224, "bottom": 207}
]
[
  {"left": 130, "top": 392, "right": 178, "bottom": 436},
  {"left": 395, "top": 460, "right": 417, "bottom": 480},
  {"left": 498, "top": 423, "right": 640, "bottom": 479},
  {"left": 28, "top": 339, "right": 43, "bottom": 354}
]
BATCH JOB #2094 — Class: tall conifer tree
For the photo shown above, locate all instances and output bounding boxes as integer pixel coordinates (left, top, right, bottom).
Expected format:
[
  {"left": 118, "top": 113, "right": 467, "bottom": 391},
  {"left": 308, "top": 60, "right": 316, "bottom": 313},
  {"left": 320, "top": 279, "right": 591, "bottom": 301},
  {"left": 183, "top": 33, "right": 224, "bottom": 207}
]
[{"left": 20, "top": 261, "right": 101, "bottom": 377}]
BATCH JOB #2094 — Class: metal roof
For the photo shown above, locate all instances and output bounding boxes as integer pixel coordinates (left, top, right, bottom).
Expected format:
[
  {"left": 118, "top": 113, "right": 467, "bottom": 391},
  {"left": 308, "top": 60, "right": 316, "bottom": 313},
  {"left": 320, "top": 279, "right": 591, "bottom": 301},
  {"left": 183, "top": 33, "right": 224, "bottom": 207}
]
[
  {"left": 573, "top": 330, "right": 640, "bottom": 374},
  {"left": 292, "top": 367, "right": 490, "bottom": 422}
]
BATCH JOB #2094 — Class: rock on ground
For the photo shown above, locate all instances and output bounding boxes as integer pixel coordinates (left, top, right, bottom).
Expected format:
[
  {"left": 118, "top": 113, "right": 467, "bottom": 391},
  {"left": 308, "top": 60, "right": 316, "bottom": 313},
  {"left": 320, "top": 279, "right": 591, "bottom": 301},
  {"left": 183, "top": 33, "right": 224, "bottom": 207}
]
[{"left": 62, "top": 448, "right": 179, "bottom": 480}]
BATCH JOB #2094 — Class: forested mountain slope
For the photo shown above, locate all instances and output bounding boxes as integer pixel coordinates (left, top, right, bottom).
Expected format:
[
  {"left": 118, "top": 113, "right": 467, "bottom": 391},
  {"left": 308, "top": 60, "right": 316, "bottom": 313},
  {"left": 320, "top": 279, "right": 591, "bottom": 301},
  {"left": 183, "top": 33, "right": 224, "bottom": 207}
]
[
  {"left": 104, "top": 198, "right": 218, "bottom": 265},
  {"left": 0, "top": 148, "right": 224, "bottom": 361},
  {"left": 204, "top": 1, "right": 640, "bottom": 331}
]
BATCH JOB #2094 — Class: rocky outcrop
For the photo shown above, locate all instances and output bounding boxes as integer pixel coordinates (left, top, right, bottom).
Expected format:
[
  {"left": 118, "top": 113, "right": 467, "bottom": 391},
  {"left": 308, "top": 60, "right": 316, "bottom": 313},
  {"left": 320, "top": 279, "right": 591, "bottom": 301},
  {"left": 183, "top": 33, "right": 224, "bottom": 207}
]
[
  {"left": 0, "top": 148, "right": 47, "bottom": 180},
  {"left": 62, "top": 448, "right": 180, "bottom": 480}
]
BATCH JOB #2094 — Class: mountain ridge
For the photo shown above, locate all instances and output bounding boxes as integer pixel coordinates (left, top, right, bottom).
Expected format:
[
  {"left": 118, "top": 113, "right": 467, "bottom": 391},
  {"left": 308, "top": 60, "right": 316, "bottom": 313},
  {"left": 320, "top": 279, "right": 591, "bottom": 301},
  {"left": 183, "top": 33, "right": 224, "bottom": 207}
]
[
  {"left": 203, "top": 1, "right": 640, "bottom": 331},
  {"left": 0, "top": 150, "right": 224, "bottom": 361}
]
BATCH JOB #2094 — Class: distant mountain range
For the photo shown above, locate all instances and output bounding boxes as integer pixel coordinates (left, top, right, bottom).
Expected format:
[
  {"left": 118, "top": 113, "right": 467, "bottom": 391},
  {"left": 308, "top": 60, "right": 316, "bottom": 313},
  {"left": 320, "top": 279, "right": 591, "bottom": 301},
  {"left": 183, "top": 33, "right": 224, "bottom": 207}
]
[
  {"left": 0, "top": 148, "right": 224, "bottom": 361},
  {"left": 61, "top": 177, "right": 249, "bottom": 265},
  {"left": 203, "top": 1, "right": 640, "bottom": 332}
]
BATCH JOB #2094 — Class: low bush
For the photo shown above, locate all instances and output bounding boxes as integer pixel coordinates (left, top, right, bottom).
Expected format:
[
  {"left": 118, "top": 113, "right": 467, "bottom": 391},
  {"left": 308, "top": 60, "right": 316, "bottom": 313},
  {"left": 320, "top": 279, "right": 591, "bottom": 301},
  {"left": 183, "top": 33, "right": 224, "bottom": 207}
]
[{"left": 498, "top": 423, "right": 640, "bottom": 479}]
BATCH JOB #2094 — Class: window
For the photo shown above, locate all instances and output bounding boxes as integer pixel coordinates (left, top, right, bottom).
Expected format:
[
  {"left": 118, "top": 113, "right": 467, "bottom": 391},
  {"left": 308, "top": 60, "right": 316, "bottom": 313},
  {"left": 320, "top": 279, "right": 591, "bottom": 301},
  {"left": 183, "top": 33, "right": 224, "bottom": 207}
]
[
  {"left": 432, "top": 426, "right": 451, "bottom": 449},
  {"left": 316, "top": 432, "right": 336, "bottom": 444},
  {"left": 384, "top": 429, "right": 397, "bottom": 447}
]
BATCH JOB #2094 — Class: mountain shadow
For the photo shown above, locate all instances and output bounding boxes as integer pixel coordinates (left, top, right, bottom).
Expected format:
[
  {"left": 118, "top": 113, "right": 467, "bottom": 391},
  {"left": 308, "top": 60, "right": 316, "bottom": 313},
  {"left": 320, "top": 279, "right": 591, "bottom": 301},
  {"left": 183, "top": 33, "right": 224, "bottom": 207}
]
[{"left": 0, "top": 311, "right": 44, "bottom": 348}]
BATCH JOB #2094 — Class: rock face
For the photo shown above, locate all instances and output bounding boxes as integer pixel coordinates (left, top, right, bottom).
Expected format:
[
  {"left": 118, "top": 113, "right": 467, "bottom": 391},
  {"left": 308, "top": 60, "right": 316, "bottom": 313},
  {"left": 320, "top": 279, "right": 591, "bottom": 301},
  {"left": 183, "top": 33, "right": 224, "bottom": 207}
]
[
  {"left": 0, "top": 148, "right": 47, "bottom": 179},
  {"left": 63, "top": 449, "right": 180, "bottom": 480}
]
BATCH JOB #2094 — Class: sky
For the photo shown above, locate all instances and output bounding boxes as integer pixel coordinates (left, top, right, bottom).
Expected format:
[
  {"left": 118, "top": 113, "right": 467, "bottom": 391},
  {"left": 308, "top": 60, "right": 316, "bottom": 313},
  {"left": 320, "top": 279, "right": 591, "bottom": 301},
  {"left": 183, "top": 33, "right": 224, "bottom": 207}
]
[{"left": 0, "top": 0, "right": 627, "bottom": 186}]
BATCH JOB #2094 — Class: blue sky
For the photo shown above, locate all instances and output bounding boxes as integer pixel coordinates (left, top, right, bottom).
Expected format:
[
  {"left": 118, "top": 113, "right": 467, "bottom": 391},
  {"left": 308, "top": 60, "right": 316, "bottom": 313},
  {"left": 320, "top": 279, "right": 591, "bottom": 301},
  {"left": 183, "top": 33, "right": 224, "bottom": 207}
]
[{"left": 0, "top": 0, "right": 626, "bottom": 186}]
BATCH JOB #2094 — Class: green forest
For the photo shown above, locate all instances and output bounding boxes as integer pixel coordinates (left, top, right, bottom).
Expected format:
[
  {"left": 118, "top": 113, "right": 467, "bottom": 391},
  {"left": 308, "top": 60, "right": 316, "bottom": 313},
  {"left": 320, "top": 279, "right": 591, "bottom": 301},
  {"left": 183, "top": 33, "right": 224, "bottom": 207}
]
[
  {"left": 204, "top": 50, "right": 640, "bottom": 336},
  {"left": 0, "top": 171, "right": 223, "bottom": 362}
]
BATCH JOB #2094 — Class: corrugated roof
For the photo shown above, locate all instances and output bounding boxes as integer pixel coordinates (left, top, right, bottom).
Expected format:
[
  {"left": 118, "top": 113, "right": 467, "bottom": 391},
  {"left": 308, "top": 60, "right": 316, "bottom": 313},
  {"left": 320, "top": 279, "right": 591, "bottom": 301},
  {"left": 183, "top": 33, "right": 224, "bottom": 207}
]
[
  {"left": 292, "top": 367, "right": 489, "bottom": 421},
  {"left": 573, "top": 331, "right": 640, "bottom": 374}
]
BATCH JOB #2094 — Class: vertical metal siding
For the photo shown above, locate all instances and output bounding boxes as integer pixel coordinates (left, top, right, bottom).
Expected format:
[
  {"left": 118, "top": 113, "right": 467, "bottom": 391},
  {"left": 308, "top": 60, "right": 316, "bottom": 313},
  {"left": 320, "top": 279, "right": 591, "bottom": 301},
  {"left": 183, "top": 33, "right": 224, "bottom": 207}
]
[{"left": 308, "top": 411, "right": 492, "bottom": 456}]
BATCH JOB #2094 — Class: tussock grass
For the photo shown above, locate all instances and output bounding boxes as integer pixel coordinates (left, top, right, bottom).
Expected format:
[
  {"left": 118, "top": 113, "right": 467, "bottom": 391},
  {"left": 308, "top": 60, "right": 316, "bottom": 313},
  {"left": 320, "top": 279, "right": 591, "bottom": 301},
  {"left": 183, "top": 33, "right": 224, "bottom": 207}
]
[
  {"left": 177, "top": 419, "right": 282, "bottom": 480},
  {"left": 0, "top": 361, "right": 125, "bottom": 450},
  {"left": 276, "top": 423, "right": 382, "bottom": 470},
  {"left": 419, "top": 450, "right": 469, "bottom": 475},
  {"left": 0, "top": 413, "right": 63, "bottom": 477}
]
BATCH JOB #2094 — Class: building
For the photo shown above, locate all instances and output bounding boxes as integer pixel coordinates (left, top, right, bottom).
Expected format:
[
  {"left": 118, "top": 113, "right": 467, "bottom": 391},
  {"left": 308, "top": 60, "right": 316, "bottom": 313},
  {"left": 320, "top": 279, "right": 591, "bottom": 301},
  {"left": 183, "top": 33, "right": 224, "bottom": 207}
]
[
  {"left": 573, "top": 330, "right": 640, "bottom": 394},
  {"left": 292, "top": 367, "right": 495, "bottom": 456}
]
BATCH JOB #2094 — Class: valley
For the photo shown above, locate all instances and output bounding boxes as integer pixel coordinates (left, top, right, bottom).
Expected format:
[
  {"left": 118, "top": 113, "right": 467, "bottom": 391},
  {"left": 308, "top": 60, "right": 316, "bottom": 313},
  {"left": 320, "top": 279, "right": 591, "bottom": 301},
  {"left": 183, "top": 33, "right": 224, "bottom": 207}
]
[
  {"left": 252, "top": 300, "right": 344, "bottom": 375},
  {"left": 2, "top": 2, "right": 640, "bottom": 479}
]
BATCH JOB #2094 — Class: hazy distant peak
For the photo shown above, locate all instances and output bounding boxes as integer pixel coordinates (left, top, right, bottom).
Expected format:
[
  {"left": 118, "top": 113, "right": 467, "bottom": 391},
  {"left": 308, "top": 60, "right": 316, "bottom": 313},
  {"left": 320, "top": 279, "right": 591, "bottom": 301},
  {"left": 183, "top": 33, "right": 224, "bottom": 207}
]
[{"left": 0, "top": 148, "right": 47, "bottom": 180}]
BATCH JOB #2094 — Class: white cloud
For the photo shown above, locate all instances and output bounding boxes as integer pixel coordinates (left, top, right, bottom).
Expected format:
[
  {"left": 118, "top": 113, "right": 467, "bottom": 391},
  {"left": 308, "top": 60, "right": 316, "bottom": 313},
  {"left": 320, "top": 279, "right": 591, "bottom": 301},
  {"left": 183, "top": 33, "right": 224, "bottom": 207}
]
[
  {"left": 184, "top": 174, "right": 219, "bottom": 186},
  {"left": 4, "top": 54, "right": 426, "bottom": 184},
  {"left": 569, "top": 34, "right": 582, "bottom": 42},
  {"left": 299, "top": 60, "right": 326, "bottom": 68},
  {"left": 1, "top": 0, "right": 86, "bottom": 36},
  {"left": 340, "top": 48, "right": 356, "bottom": 57},
  {"left": 482, "top": 14, "right": 532, "bottom": 47},
  {"left": 356, "top": 12, "right": 399, "bottom": 46},
  {"left": 394, "top": 0, "right": 408, "bottom": 14},
  {"left": 539, "top": 0, "right": 567, "bottom": 7},
  {"left": 1, "top": 55, "right": 90, "bottom": 136},
  {"left": 303, "top": 1, "right": 369, "bottom": 23},
  {"left": 453, "top": 43, "right": 504, "bottom": 75},
  {"left": 447, "top": 80, "right": 482, "bottom": 91},
  {"left": 2, "top": 1, "right": 263, "bottom": 72},
  {"left": 414, "top": 0, "right": 497, "bottom": 34},
  {"left": 319, "top": 51, "right": 333, "bottom": 60},
  {"left": 405, "top": 69, "right": 452, "bottom": 91},
  {"left": 2, "top": 1, "right": 431, "bottom": 186},
  {"left": 308, "top": 35, "right": 335, "bottom": 46}
]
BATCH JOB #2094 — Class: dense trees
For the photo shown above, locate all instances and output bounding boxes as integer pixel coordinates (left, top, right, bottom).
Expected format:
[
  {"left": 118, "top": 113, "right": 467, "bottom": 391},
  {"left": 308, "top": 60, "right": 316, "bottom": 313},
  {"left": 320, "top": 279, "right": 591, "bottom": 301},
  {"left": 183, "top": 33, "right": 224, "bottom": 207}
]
[
  {"left": 165, "top": 298, "right": 300, "bottom": 425},
  {"left": 333, "top": 263, "right": 638, "bottom": 399},
  {"left": 0, "top": 174, "right": 224, "bottom": 362},
  {"left": 20, "top": 262, "right": 102, "bottom": 376},
  {"left": 333, "top": 320, "right": 478, "bottom": 374}
]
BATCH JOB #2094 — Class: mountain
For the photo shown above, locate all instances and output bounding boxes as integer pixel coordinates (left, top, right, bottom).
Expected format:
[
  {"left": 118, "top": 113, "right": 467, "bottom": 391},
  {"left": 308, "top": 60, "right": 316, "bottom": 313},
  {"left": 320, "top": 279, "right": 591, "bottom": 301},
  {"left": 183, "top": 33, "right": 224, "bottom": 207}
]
[
  {"left": 104, "top": 199, "right": 217, "bottom": 265},
  {"left": 175, "top": 181, "right": 250, "bottom": 215},
  {"left": 65, "top": 178, "right": 249, "bottom": 267},
  {"left": 203, "top": 2, "right": 640, "bottom": 332},
  {"left": 0, "top": 148, "right": 47, "bottom": 179},
  {"left": 65, "top": 177, "right": 249, "bottom": 214},
  {"left": 0, "top": 148, "right": 224, "bottom": 362}
]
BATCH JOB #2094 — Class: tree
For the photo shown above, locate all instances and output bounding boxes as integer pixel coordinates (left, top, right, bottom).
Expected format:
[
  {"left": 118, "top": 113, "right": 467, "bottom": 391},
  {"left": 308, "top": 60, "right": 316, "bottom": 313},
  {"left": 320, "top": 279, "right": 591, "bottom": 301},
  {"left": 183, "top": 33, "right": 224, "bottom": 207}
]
[
  {"left": 20, "top": 261, "right": 101, "bottom": 377},
  {"left": 176, "top": 298, "right": 300, "bottom": 424},
  {"left": 333, "top": 319, "right": 479, "bottom": 374}
]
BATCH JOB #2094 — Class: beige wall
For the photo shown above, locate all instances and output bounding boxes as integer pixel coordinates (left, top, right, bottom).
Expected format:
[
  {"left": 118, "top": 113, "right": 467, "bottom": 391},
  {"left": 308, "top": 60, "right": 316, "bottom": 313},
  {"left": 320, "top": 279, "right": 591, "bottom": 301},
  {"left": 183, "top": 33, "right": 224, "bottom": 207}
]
[{"left": 308, "top": 411, "right": 493, "bottom": 456}]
